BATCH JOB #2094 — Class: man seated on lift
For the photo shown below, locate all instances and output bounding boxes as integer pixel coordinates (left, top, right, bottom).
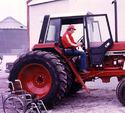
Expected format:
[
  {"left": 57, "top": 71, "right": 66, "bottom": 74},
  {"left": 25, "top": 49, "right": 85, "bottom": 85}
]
[{"left": 61, "top": 25, "right": 89, "bottom": 73}]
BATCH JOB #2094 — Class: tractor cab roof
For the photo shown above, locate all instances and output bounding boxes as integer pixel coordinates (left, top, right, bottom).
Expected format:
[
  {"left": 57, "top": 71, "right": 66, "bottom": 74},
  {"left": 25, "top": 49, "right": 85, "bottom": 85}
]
[
  {"left": 49, "top": 12, "right": 106, "bottom": 19},
  {"left": 49, "top": 13, "right": 108, "bottom": 25},
  {"left": 49, "top": 12, "right": 88, "bottom": 18}
]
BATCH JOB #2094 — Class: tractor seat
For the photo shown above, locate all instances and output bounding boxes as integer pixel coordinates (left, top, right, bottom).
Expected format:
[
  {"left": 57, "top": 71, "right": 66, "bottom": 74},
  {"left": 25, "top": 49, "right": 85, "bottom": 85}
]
[{"left": 59, "top": 37, "right": 77, "bottom": 60}]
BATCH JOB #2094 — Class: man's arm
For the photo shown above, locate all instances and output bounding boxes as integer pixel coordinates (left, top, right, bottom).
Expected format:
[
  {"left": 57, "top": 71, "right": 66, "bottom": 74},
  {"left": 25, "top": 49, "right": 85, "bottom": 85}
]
[{"left": 66, "top": 34, "right": 81, "bottom": 47}]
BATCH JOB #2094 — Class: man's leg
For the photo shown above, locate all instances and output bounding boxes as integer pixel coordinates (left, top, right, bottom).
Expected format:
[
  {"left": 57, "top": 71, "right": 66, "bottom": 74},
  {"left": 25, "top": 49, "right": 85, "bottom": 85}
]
[
  {"left": 64, "top": 49, "right": 88, "bottom": 72},
  {"left": 80, "top": 52, "right": 87, "bottom": 71}
]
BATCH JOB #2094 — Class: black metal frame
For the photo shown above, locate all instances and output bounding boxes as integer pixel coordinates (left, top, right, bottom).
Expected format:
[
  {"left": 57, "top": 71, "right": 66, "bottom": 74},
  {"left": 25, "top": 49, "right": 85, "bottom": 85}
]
[{"left": 39, "top": 15, "right": 50, "bottom": 43}]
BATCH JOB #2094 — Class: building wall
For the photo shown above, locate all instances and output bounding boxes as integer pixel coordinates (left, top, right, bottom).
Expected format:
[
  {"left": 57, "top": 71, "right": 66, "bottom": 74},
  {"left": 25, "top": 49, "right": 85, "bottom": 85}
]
[
  {"left": 29, "top": 0, "right": 69, "bottom": 47},
  {"left": 28, "top": 0, "right": 125, "bottom": 47},
  {"left": 0, "top": 29, "right": 28, "bottom": 55}
]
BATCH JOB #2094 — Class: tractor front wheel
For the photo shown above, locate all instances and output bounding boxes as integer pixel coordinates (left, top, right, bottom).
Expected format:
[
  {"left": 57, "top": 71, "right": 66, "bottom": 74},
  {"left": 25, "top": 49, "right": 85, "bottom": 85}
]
[{"left": 116, "top": 78, "right": 125, "bottom": 106}]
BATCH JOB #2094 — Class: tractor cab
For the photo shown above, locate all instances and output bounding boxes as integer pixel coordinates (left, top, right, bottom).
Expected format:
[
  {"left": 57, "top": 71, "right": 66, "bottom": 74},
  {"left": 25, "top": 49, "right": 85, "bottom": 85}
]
[{"left": 39, "top": 14, "right": 113, "bottom": 67}]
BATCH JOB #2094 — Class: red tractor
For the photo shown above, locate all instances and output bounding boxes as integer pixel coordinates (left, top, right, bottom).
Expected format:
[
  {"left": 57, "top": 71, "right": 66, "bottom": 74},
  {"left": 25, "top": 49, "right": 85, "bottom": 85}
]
[{"left": 9, "top": 1, "right": 125, "bottom": 107}]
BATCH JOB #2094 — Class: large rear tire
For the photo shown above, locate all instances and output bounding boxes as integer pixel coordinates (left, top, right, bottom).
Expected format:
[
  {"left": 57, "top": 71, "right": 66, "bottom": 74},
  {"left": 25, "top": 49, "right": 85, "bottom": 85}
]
[
  {"left": 8, "top": 51, "right": 67, "bottom": 107},
  {"left": 58, "top": 56, "right": 82, "bottom": 95},
  {"left": 116, "top": 78, "right": 125, "bottom": 106}
]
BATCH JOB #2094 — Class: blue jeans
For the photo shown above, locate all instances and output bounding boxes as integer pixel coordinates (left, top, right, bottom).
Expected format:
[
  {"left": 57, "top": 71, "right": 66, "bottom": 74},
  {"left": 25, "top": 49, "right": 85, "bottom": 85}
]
[{"left": 64, "top": 49, "right": 87, "bottom": 71}]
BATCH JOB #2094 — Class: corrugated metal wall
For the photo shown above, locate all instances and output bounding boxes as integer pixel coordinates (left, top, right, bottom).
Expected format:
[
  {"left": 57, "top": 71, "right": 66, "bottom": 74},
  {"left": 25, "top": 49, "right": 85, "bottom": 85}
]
[{"left": 0, "top": 29, "right": 28, "bottom": 55}]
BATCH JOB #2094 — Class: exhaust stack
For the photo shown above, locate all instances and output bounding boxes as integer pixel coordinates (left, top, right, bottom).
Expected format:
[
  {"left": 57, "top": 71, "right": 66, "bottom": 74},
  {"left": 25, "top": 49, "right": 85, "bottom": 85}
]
[{"left": 112, "top": 0, "right": 118, "bottom": 42}]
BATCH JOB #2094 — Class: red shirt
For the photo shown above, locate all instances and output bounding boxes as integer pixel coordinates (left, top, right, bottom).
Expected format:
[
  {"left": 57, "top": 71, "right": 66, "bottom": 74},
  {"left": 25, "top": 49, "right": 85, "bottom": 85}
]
[{"left": 61, "top": 32, "right": 77, "bottom": 48}]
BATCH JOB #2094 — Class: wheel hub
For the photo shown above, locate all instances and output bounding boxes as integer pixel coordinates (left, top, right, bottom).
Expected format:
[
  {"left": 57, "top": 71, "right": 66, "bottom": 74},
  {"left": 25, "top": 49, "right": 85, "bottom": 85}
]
[
  {"left": 35, "top": 75, "right": 45, "bottom": 85},
  {"left": 18, "top": 63, "right": 52, "bottom": 99}
]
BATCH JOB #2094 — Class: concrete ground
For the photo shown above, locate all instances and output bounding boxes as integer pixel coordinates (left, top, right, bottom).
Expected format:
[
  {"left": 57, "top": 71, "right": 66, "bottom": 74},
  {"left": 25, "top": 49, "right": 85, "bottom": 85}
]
[{"left": 0, "top": 72, "right": 125, "bottom": 113}]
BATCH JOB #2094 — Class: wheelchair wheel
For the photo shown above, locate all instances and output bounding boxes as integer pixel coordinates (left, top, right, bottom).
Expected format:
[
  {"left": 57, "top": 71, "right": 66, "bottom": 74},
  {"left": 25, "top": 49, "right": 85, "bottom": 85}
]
[{"left": 3, "top": 95, "right": 24, "bottom": 113}]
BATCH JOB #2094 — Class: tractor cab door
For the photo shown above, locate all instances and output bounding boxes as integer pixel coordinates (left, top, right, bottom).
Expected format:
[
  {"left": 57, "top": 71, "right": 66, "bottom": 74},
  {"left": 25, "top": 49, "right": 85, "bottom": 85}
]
[{"left": 85, "top": 14, "right": 113, "bottom": 66}]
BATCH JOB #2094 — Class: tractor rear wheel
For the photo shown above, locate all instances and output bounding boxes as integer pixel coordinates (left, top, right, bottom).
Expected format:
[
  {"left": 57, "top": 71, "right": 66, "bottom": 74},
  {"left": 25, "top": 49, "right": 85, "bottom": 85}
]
[
  {"left": 8, "top": 51, "right": 67, "bottom": 107},
  {"left": 116, "top": 78, "right": 125, "bottom": 106},
  {"left": 58, "top": 56, "right": 82, "bottom": 95}
]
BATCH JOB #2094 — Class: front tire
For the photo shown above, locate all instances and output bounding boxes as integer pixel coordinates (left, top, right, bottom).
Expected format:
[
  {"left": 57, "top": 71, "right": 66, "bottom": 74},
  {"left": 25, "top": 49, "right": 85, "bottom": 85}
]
[
  {"left": 9, "top": 51, "right": 67, "bottom": 106},
  {"left": 116, "top": 78, "right": 125, "bottom": 106}
]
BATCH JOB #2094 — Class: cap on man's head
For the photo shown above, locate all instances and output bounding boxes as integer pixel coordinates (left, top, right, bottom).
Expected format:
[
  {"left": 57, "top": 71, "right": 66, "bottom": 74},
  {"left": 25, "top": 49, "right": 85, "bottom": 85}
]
[{"left": 67, "top": 25, "right": 76, "bottom": 31}]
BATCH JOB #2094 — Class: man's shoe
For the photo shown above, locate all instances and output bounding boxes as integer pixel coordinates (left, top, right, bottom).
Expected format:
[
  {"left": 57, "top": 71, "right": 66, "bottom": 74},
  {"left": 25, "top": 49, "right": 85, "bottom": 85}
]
[{"left": 80, "top": 69, "right": 89, "bottom": 74}]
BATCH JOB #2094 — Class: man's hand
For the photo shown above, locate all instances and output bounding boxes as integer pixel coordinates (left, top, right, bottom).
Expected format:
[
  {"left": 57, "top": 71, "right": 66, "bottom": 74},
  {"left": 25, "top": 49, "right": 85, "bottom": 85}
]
[{"left": 77, "top": 42, "right": 82, "bottom": 47}]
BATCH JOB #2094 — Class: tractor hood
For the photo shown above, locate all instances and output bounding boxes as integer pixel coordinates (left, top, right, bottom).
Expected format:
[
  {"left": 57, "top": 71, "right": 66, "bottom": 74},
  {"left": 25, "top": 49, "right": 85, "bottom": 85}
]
[{"left": 109, "top": 42, "right": 125, "bottom": 51}]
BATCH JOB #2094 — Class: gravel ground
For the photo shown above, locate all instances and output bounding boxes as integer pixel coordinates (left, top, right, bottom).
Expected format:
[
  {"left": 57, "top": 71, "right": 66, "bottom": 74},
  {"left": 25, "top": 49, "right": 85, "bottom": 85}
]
[{"left": 0, "top": 72, "right": 125, "bottom": 113}]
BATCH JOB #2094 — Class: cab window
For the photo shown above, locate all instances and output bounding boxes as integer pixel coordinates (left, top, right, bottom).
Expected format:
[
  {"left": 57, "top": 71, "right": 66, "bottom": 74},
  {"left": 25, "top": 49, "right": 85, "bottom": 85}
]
[{"left": 86, "top": 15, "right": 111, "bottom": 47}]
